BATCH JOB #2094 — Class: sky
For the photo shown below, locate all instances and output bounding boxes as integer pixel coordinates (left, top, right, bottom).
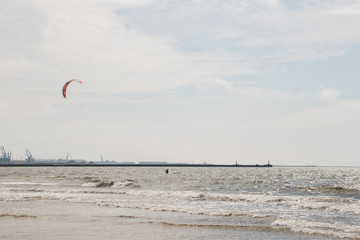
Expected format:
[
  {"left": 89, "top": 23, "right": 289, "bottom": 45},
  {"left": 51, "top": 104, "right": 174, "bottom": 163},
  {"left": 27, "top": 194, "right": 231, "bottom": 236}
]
[{"left": 1, "top": 0, "right": 360, "bottom": 166}]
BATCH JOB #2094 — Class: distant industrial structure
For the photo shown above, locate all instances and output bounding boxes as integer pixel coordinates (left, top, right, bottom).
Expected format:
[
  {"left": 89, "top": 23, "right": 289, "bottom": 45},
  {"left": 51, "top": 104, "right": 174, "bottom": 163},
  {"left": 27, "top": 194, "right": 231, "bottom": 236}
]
[
  {"left": 0, "top": 147, "right": 87, "bottom": 165},
  {"left": 0, "top": 146, "right": 272, "bottom": 167},
  {"left": 25, "top": 149, "right": 35, "bottom": 164},
  {"left": 0, "top": 146, "right": 11, "bottom": 164}
]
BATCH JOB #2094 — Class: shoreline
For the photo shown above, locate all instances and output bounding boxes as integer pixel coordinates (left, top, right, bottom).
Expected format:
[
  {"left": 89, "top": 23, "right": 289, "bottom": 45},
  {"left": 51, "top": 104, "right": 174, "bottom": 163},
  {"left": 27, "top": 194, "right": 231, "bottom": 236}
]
[{"left": 0, "top": 200, "right": 343, "bottom": 240}]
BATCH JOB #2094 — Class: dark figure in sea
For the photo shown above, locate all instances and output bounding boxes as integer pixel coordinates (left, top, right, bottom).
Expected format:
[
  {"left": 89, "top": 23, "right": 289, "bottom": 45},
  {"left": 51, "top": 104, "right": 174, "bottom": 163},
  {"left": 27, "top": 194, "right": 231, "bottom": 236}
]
[{"left": 165, "top": 169, "right": 169, "bottom": 174}]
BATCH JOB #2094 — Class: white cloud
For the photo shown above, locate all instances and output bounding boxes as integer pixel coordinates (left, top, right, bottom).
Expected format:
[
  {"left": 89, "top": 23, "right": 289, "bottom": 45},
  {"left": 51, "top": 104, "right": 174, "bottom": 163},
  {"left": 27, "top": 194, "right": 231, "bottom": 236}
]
[
  {"left": 273, "top": 99, "right": 360, "bottom": 128},
  {"left": 318, "top": 87, "right": 340, "bottom": 102},
  {"left": 108, "top": 0, "right": 360, "bottom": 75},
  {"left": 0, "top": 1, "right": 197, "bottom": 116},
  {"left": 0, "top": 102, "right": 11, "bottom": 111},
  {"left": 330, "top": 1, "right": 360, "bottom": 16},
  {"left": 1, "top": 0, "right": 360, "bottom": 98},
  {"left": 235, "top": 1, "right": 360, "bottom": 47}
]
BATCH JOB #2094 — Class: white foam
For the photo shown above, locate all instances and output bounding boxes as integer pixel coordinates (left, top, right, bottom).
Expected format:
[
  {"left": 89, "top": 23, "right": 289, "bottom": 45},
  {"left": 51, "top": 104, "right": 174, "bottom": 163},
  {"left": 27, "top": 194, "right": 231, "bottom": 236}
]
[
  {"left": 272, "top": 218, "right": 360, "bottom": 239},
  {"left": 81, "top": 182, "right": 99, "bottom": 188},
  {"left": 112, "top": 180, "right": 135, "bottom": 188}
]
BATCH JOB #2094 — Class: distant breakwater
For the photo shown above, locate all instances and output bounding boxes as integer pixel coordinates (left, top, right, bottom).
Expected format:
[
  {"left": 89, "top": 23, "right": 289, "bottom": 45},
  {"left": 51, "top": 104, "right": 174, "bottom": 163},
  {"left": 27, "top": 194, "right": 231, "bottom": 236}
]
[{"left": 0, "top": 163, "right": 272, "bottom": 168}]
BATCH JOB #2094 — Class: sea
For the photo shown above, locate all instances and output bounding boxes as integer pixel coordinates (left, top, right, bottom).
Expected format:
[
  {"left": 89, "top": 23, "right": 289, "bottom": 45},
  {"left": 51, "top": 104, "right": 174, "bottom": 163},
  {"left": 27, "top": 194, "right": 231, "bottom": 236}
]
[{"left": 0, "top": 166, "right": 359, "bottom": 240}]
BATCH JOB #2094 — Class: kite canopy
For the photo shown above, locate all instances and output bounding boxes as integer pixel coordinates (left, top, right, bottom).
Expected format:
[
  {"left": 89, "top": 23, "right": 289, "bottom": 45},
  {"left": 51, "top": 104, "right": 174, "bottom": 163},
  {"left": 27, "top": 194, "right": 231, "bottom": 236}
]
[{"left": 62, "top": 79, "right": 82, "bottom": 99}]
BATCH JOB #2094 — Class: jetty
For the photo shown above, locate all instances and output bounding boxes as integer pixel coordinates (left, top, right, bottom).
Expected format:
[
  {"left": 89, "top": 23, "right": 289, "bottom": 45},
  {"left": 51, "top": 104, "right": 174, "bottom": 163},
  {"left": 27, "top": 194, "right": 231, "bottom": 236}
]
[{"left": 0, "top": 162, "right": 272, "bottom": 167}]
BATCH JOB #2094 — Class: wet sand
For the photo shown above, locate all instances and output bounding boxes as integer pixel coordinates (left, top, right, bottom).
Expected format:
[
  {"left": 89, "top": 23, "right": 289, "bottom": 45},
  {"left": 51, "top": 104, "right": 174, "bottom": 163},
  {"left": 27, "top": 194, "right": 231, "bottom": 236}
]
[{"left": 0, "top": 200, "right": 344, "bottom": 240}]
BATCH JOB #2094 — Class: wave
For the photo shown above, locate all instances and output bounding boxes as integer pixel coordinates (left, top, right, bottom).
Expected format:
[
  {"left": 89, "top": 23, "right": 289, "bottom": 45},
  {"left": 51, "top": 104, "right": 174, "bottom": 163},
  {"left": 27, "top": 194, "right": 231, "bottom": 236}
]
[
  {"left": 81, "top": 180, "right": 138, "bottom": 188},
  {"left": 0, "top": 182, "right": 57, "bottom": 186},
  {"left": 114, "top": 215, "right": 138, "bottom": 219},
  {"left": 81, "top": 182, "right": 100, "bottom": 188},
  {"left": 123, "top": 219, "right": 360, "bottom": 240},
  {"left": 112, "top": 180, "right": 137, "bottom": 188},
  {"left": 10, "top": 189, "right": 45, "bottom": 193},
  {"left": 97, "top": 181, "right": 115, "bottom": 188},
  {"left": 272, "top": 218, "right": 360, "bottom": 239},
  {"left": 158, "top": 221, "right": 274, "bottom": 231},
  {"left": 119, "top": 189, "right": 360, "bottom": 217},
  {"left": 156, "top": 213, "right": 360, "bottom": 239},
  {"left": 297, "top": 185, "right": 360, "bottom": 197},
  {"left": 81, "top": 181, "right": 114, "bottom": 188},
  {"left": 2, "top": 188, "right": 359, "bottom": 239},
  {"left": 3, "top": 184, "right": 360, "bottom": 216},
  {"left": 0, "top": 214, "right": 37, "bottom": 218},
  {"left": 324, "top": 186, "right": 359, "bottom": 192}
]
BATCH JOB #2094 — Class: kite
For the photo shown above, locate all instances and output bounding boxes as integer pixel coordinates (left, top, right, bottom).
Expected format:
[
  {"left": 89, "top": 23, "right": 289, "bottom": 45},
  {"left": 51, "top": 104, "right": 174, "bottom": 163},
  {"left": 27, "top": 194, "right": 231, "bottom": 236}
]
[{"left": 62, "top": 79, "right": 82, "bottom": 99}]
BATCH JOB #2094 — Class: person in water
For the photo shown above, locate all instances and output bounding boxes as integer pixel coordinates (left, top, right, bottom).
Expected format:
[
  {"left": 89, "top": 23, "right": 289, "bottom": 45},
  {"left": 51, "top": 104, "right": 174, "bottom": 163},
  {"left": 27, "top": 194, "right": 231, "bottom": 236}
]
[{"left": 165, "top": 169, "right": 169, "bottom": 174}]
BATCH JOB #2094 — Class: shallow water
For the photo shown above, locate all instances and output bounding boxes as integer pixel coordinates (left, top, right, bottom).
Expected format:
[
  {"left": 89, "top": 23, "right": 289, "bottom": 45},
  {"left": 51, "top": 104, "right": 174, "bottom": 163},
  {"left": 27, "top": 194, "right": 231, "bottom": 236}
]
[{"left": 0, "top": 167, "right": 359, "bottom": 239}]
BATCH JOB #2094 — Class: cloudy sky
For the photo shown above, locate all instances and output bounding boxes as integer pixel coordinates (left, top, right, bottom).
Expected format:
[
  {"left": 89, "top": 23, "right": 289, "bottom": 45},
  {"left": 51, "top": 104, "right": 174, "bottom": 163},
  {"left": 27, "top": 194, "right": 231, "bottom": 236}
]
[{"left": 1, "top": 0, "right": 360, "bottom": 166}]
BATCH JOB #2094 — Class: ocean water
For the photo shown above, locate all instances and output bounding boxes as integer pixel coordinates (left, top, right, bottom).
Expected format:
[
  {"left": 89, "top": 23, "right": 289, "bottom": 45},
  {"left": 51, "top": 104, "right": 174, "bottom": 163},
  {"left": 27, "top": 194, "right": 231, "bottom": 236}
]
[{"left": 0, "top": 167, "right": 359, "bottom": 239}]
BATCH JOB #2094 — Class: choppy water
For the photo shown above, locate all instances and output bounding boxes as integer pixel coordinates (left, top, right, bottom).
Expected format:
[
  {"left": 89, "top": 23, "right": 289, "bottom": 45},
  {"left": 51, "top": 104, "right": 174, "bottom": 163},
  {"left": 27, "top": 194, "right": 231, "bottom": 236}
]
[{"left": 0, "top": 167, "right": 359, "bottom": 239}]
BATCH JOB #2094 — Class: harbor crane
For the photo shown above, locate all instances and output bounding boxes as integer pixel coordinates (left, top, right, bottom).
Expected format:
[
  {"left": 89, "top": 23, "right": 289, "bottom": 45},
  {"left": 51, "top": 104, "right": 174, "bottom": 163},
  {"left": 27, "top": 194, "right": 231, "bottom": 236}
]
[
  {"left": 25, "top": 149, "right": 35, "bottom": 164},
  {"left": 0, "top": 146, "right": 11, "bottom": 164}
]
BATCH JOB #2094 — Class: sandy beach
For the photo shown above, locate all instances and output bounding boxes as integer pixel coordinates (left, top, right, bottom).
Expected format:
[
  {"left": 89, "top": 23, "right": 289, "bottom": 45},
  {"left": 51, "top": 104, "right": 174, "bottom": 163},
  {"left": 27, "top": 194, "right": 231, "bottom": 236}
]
[{"left": 0, "top": 200, "right": 344, "bottom": 240}]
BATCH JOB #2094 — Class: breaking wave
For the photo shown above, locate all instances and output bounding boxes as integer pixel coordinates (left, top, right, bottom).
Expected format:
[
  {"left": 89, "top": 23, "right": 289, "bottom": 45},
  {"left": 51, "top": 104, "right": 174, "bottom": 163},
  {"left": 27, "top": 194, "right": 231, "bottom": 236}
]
[
  {"left": 272, "top": 218, "right": 360, "bottom": 239},
  {"left": 81, "top": 179, "right": 138, "bottom": 188},
  {"left": 0, "top": 214, "right": 37, "bottom": 218}
]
